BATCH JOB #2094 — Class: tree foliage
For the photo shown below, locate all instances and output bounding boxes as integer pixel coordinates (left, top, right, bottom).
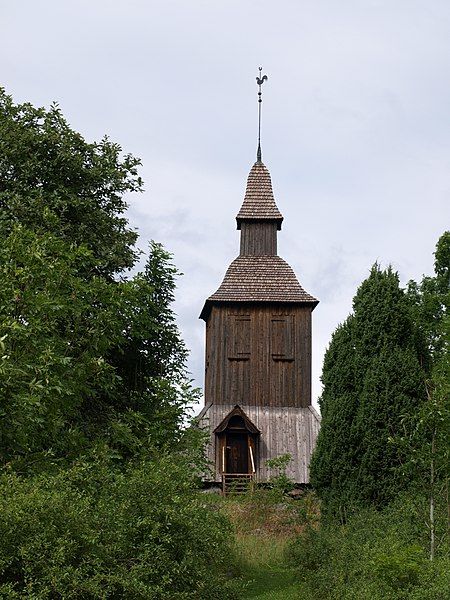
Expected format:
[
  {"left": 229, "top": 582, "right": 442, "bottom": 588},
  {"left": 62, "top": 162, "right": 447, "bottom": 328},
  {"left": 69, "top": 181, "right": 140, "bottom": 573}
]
[
  {"left": 310, "top": 264, "right": 427, "bottom": 515},
  {"left": 0, "top": 90, "right": 237, "bottom": 597},
  {"left": 407, "top": 231, "right": 450, "bottom": 363},
  {"left": 400, "top": 232, "right": 450, "bottom": 559},
  {"left": 0, "top": 87, "right": 142, "bottom": 276},
  {"left": 0, "top": 223, "right": 193, "bottom": 469},
  {"left": 0, "top": 90, "right": 195, "bottom": 469}
]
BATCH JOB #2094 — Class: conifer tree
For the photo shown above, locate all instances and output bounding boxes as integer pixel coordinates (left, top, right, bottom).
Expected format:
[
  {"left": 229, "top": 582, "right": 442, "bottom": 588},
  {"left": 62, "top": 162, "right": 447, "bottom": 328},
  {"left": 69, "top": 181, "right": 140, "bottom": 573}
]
[{"left": 310, "top": 265, "right": 427, "bottom": 515}]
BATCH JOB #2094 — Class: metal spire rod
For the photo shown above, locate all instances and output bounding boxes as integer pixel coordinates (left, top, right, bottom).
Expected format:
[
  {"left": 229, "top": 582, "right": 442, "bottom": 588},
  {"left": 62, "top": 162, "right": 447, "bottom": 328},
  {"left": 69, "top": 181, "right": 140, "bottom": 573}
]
[{"left": 256, "top": 66, "right": 268, "bottom": 162}]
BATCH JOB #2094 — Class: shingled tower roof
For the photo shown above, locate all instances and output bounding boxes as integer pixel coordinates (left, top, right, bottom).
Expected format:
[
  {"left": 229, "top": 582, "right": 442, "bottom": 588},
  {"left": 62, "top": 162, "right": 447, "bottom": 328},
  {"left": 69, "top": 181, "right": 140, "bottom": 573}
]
[
  {"left": 236, "top": 161, "right": 283, "bottom": 230},
  {"left": 200, "top": 160, "right": 318, "bottom": 320},
  {"left": 204, "top": 255, "right": 318, "bottom": 304}
]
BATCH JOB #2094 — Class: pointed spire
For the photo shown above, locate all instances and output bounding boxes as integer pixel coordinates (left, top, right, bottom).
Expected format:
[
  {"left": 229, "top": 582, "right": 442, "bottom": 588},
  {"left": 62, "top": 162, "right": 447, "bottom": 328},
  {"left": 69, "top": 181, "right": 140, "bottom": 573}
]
[
  {"left": 236, "top": 161, "right": 283, "bottom": 229},
  {"left": 256, "top": 67, "right": 268, "bottom": 163}
]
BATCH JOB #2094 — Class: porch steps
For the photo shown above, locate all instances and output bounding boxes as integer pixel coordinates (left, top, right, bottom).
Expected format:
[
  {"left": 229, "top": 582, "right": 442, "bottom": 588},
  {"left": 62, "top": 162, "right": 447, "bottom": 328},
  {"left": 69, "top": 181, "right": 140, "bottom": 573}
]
[{"left": 222, "top": 473, "right": 254, "bottom": 495}]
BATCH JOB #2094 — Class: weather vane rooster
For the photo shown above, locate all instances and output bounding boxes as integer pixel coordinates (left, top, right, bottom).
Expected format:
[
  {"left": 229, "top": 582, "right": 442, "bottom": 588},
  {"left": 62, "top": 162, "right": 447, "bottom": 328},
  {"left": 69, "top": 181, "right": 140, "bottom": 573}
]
[
  {"left": 256, "top": 67, "right": 268, "bottom": 162},
  {"left": 256, "top": 68, "right": 268, "bottom": 88}
]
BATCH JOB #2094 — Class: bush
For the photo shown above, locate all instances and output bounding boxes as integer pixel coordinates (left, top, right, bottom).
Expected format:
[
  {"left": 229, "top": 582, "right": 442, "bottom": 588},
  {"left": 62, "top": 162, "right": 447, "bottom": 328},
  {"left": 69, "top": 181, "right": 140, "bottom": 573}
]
[
  {"left": 266, "top": 453, "right": 295, "bottom": 495},
  {"left": 0, "top": 454, "right": 239, "bottom": 599},
  {"left": 288, "top": 494, "right": 450, "bottom": 600}
]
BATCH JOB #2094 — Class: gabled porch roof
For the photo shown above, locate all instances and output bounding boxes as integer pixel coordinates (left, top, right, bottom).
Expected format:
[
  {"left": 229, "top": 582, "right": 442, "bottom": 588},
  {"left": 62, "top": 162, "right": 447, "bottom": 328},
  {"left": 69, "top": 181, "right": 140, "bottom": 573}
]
[{"left": 213, "top": 404, "right": 260, "bottom": 435}]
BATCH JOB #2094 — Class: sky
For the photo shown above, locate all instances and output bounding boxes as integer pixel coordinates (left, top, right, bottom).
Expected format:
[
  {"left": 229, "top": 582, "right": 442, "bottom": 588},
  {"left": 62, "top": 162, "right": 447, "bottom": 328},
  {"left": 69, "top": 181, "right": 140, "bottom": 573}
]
[{"left": 2, "top": 1, "right": 449, "bottom": 412}]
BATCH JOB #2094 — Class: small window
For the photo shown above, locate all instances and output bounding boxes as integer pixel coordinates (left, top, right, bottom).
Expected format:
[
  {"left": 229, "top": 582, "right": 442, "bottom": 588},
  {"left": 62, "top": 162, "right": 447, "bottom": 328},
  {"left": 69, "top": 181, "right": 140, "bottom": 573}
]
[
  {"left": 228, "top": 316, "right": 250, "bottom": 360},
  {"left": 271, "top": 316, "right": 294, "bottom": 360}
]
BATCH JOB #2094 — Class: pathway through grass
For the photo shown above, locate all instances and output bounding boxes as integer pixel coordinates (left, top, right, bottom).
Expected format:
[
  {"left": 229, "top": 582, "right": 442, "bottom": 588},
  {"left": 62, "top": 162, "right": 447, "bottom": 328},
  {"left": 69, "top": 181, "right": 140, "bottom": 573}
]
[
  {"left": 237, "top": 535, "right": 303, "bottom": 599},
  {"left": 217, "top": 492, "right": 318, "bottom": 599}
]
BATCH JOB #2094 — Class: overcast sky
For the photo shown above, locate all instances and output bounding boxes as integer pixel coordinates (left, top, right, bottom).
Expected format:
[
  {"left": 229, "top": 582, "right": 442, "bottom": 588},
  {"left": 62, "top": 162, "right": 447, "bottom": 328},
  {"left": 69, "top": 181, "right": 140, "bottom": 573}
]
[{"left": 3, "top": 1, "right": 449, "bottom": 412}]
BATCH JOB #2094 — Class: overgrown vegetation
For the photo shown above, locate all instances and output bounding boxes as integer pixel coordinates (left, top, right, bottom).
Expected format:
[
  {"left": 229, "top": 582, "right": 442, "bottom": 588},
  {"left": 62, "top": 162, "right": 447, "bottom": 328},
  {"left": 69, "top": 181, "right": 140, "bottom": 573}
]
[
  {"left": 1, "top": 87, "right": 448, "bottom": 598},
  {"left": 216, "top": 490, "right": 319, "bottom": 599},
  {"left": 301, "top": 232, "right": 450, "bottom": 597},
  {"left": 266, "top": 453, "right": 295, "bottom": 494},
  {"left": 0, "top": 455, "right": 236, "bottom": 599},
  {"left": 0, "top": 89, "right": 237, "bottom": 599},
  {"left": 289, "top": 494, "right": 450, "bottom": 599},
  {"left": 220, "top": 482, "right": 449, "bottom": 599}
]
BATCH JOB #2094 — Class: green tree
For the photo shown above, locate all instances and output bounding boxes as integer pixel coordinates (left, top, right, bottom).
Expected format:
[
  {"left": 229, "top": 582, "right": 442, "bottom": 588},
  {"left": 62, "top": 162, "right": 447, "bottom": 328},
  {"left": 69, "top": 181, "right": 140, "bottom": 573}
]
[
  {"left": 0, "top": 90, "right": 238, "bottom": 598},
  {"left": 0, "top": 87, "right": 142, "bottom": 276},
  {"left": 310, "top": 265, "right": 427, "bottom": 515},
  {"left": 407, "top": 231, "right": 450, "bottom": 363},
  {"left": 0, "top": 226, "right": 122, "bottom": 464},
  {"left": 0, "top": 90, "right": 195, "bottom": 470},
  {"left": 0, "top": 225, "right": 195, "bottom": 469},
  {"left": 307, "top": 317, "right": 360, "bottom": 518},
  {"left": 399, "top": 232, "right": 450, "bottom": 559}
]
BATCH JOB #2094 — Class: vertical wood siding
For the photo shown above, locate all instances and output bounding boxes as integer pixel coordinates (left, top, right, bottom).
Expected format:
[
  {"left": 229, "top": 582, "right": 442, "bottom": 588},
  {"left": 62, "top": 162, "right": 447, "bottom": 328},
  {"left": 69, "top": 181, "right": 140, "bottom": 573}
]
[
  {"left": 204, "top": 303, "right": 313, "bottom": 408},
  {"left": 240, "top": 222, "right": 278, "bottom": 255},
  {"left": 198, "top": 403, "right": 321, "bottom": 483}
]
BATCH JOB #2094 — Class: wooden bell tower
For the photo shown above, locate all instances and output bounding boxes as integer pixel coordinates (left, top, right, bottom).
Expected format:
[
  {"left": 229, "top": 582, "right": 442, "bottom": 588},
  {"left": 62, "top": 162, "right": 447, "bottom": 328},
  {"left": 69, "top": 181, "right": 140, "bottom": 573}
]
[{"left": 198, "top": 158, "right": 320, "bottom": 487}]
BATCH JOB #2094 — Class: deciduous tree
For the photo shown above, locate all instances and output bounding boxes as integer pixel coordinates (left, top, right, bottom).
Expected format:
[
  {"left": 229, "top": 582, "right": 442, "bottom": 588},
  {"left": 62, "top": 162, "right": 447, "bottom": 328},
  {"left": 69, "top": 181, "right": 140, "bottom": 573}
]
[
  {"left": 0, "top": 91, "right": 195, "bottom": 470},
  {"left": 0, "top": 87, "right": 142, "bottom": 276}
]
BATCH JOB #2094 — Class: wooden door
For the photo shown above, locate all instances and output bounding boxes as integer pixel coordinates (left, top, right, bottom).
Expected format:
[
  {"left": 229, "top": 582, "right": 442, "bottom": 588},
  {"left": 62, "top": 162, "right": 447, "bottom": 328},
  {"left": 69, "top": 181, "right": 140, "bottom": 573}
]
[{"left": 226, "top": 433, "right": 249, "bottom": 474}]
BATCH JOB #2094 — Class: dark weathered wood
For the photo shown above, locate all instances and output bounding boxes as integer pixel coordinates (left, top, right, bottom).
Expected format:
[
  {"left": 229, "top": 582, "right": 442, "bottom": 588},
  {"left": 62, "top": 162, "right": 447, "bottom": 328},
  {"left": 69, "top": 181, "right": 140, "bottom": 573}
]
[
  {"left": 204, "top": 304, "right": 312, "bottom": 408},
  {"left": 240, "top": 221, "right": 277, "bottom": 255},
  {"left": 199, "top": 158, "right": 320, "bottom": 484}
]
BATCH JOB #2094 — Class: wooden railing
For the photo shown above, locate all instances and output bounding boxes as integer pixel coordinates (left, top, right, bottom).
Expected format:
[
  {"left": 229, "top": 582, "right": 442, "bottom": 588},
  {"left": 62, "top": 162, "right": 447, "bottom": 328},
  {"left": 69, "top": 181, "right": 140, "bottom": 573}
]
[{"left": 249, "top": 446, "right": 255, "bottom": 473}]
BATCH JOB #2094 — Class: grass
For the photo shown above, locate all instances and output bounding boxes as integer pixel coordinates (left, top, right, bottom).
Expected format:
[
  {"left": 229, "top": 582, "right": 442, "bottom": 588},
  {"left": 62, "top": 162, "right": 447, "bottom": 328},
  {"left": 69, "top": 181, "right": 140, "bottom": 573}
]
[
  {"left": 235, "top": 533, "right": 301, "bottom": 599},
  {"left": 213, "top": 488, "right": 319, "bottom": 599},
  {"left": 205, "top": 488, "right": 450, "bottom": 600}
]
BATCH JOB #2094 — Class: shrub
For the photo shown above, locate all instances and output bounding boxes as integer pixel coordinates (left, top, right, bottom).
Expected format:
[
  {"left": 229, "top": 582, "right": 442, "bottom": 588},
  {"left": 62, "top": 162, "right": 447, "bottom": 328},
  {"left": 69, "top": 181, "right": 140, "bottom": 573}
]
[
  {"left": 0, "top": 455, "right": 239, "bottom": 599},
  {"left": 288, "top": 493, "right": 449, "bottom": 600},
  {"left": 266, "top": 453, "right": 295, "bottom": 495}
]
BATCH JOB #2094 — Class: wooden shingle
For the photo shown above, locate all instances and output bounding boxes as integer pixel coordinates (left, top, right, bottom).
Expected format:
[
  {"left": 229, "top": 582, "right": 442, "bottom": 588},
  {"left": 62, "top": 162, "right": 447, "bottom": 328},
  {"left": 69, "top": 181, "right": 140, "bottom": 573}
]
[
  {"left": 200, "top": 160, "right": 318, "bottom": 320},
  {"left": 200, "top": 256, "right": 318, "bottom": 319},
  {"left": 207, "top": 255, "right": 317, "bottom": 303},
  {"left": 236, "top": 161, "right": 283, "bottom": 229}
]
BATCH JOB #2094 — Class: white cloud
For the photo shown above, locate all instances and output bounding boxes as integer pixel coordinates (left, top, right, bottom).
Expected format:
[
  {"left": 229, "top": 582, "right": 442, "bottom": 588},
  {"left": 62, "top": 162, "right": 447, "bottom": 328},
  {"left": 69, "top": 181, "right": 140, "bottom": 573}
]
[{"left": 2, "top": 0, "right": 449, "bottom": 413}]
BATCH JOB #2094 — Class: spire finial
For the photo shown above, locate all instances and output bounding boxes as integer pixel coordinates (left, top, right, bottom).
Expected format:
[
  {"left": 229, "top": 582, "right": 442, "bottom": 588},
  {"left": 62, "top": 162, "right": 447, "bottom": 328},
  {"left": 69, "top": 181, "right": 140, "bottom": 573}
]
[{"left": 256, "top": 66, "right": 268, "bottom": 162}]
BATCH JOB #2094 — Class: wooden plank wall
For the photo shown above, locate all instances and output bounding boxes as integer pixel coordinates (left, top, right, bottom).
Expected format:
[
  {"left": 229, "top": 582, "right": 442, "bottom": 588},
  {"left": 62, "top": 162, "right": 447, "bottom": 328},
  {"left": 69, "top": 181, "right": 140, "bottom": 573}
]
[
  {"left": 239, "top": 222, "right": 278, "bottom": 255},
  {"left": 204, "top": 304, "right": 312, "bottom": 408},
  {"left": 198, "top": 403, "right": 321, "bottom": 484}
]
